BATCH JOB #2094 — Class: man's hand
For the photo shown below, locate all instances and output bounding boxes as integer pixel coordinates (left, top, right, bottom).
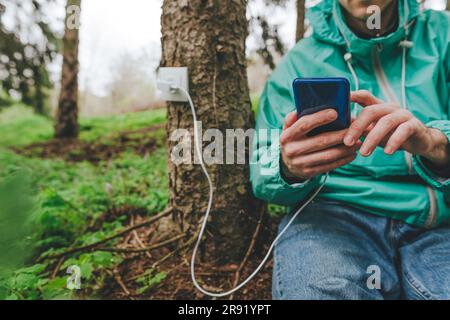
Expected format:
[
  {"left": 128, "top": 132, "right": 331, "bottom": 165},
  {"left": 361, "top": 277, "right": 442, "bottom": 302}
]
[
  {"left": 344, "top": 90, "right": 450, "bottom": 167},
  {"left": 280, "top": 109, "right": 360, "bottom": 180}
]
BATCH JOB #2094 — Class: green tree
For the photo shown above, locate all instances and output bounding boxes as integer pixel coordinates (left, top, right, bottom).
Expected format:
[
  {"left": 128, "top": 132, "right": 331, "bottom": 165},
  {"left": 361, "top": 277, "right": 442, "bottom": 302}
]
[
  {"left": 55, "top": 0, "right": 81, "bottom": 139},
  {"left": 250, "top": 0, "right": 288, "bottom": 70},
  {"left": 0, "top": 0, "right": 58, "bottom": 114},
  {"left": 296, "top": 0, "right": 306, "bottom": 42}
]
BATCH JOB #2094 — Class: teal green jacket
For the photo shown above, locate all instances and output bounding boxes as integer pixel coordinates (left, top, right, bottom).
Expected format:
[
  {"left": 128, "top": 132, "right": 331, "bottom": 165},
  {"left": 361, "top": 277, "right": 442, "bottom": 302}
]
[{"left": 250, "top": 0, "right": 450, "bottom": 227}]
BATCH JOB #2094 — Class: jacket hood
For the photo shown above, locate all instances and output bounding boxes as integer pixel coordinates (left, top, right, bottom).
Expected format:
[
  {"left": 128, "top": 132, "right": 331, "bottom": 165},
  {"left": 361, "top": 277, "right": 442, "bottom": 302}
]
[{"left": 307, "top": 0, "right": 422, "bottom": 57}]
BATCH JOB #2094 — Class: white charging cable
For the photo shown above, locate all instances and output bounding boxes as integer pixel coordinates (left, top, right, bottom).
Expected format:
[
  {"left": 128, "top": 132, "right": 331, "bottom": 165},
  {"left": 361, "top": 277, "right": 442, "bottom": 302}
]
[{"left": 170, "top": 84, "right": 328, "bottom": 298}]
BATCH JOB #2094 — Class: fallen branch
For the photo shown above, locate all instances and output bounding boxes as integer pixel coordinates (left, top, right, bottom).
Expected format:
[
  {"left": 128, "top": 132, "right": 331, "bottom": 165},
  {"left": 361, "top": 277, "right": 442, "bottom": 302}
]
[
  {"left": 111, "top": 269, "right": 135, "bottom": 300},
  {"left": 51, "top": 256, "right": 65, "bottom": 279},
  {"left": 152, "top": 232, "right": 198, "bottom": 269},
  {"left": 96, "top": 233, "right": 185, "bottom": 254},
  {"left": 40, "top": 207, "right": 173, "bottom": 261},
  {"left": 131, "top": 215, "right": 152, "bottom": 259}
]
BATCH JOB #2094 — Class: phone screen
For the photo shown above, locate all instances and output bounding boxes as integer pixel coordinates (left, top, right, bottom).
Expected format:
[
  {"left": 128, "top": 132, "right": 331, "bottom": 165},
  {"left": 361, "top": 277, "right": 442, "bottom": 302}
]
[{"left": 293, "top": 78, "right": 350, "bottom": 136}]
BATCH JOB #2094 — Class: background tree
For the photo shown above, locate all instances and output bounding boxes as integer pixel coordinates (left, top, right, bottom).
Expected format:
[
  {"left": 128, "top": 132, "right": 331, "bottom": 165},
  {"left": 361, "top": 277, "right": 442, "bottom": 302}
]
[
  {"left": 296, "top": 0, "right": 306, "bottom": 42},
  {"left": 161, "top": 0, "right": 265, "bottom": 262},
  {"left": 55, "top": 0, "right": 81, "bottom": 139},
  {"left": 0, "top": 0, "right": 58, "bottom": 114},
  {"left": 447, "top": 0, "right": 450, "bottom": 10},
  {"left": 250, "top": 0, "right": 288, "bottom": 70}
]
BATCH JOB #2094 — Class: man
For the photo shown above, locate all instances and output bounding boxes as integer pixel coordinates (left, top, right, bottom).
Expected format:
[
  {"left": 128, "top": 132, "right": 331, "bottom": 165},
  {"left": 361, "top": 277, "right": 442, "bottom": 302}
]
[{"left": 250, "top": 0, "right": 450, "bottom": 299}]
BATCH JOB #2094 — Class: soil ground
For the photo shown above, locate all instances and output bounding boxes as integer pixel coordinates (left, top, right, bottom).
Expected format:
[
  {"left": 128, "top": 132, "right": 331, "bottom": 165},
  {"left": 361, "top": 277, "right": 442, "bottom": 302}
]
[
  {"left": 13, "top": 125, "right": 165, "bottom": 164},
  {"left": 100, "top": 211, "right": 277, "bottom": 300}
]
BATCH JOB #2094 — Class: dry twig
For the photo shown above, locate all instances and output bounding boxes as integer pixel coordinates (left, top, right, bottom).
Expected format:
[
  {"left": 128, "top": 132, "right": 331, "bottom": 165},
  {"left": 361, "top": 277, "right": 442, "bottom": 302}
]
[
  {"left": 40, "top": 207, "right": 173, "bottom": 261},
  {"left": 230, "top": 207, "right": 265, "bottom": 299},
  {"left": 51, "top": 256, "right": 65, "bottom": 279},
  {"left": 96, "top": 233, "right": 186, "bottom": 254},
  {"left": 131, "top": 215, "right": 152, "bottom": 259},
  {"left": 112, "top": 269, "right": 135, "bottom": 300}
]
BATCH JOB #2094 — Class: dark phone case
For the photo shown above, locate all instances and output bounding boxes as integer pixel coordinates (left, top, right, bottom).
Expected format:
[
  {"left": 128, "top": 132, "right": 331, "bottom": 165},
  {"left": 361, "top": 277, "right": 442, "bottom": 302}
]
[{"left": 292, "top": 77, "right": 351, "bottom": 136}]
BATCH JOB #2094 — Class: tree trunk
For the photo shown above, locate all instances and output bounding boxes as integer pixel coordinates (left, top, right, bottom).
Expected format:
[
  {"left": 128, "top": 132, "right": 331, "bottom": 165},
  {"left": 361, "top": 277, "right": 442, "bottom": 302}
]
[
  {"left": 447, "top": 0, "right": 450, "bottom": 11},
  {"left": 296, "top": 0, "right": 306, "bottom": 42},
  {"left": 55, "top": 0, "right": 80, "bottom": 139},
  {"left": 161, "top": 0, "right": 265, "bottom": 263}
]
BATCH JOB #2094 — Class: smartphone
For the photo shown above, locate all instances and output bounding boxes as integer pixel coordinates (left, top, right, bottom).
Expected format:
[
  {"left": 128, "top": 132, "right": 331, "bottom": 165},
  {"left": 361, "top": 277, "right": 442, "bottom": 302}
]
[{"left": 292, "top": 77, "right": 351, "bottom": 136}]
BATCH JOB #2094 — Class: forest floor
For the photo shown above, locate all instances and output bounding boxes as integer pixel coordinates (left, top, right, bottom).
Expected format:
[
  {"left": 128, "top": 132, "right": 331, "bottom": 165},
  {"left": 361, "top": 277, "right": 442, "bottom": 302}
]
[{"left": 0, "top": 104, "right": 282, "bottom": 300}]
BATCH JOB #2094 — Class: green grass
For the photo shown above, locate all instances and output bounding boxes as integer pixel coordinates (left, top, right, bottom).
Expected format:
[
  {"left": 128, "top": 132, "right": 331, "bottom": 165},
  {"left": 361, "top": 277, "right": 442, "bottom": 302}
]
[
  {"left": 0, "top": 105, "right": 167, "bottom": 147},
  {"left": 0, "top": 105, "right": 53, "bottom": 147},
  {"left": 0, "top": 105, "right": 168, "bottom": 299},
  {"left": 79, "top": 109, "right": 166, "bottom": 142}
]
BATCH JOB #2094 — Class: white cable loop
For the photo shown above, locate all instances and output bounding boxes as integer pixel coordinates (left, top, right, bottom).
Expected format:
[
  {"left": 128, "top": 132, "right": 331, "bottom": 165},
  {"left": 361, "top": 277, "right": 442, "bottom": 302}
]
[{"left": 176, "top": 87, "right": 328, "bottom": 298}]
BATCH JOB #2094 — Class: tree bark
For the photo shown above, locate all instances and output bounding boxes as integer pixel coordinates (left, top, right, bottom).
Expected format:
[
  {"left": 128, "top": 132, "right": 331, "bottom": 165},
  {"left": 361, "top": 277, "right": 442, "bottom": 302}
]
[
  {"left": 55, "top": 0, "right": 80, "bottom": 139},
  {"left": 296, "top": 0, "right": 306, "bottom": 42},
  {"left": 161, "top": 0, "right": 265, "bottom": 263}
]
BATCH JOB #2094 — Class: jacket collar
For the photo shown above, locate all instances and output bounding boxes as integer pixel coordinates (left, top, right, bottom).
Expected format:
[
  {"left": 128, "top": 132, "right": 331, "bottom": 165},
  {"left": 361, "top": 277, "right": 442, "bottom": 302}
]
[{"left": 307, "top": 0, "right": 422, "bottom": 58}]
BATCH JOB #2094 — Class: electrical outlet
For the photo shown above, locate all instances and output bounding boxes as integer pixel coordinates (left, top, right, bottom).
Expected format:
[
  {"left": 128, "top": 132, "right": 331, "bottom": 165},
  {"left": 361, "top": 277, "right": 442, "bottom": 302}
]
[{"left": 157, "top": 67, "right": 189, "bottom": 102}]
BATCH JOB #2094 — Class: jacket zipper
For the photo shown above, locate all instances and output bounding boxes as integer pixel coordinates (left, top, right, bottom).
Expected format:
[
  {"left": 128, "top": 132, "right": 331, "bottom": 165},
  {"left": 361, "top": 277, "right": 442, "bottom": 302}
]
[{"left": 372, "top": 44, "right": 438, "bottom": 227}]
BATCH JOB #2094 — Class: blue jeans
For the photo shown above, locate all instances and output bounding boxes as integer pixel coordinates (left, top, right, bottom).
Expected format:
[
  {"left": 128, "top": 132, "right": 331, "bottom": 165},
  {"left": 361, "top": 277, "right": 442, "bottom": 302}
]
[{"left": 273, "top": 201, "right": 450, "bottom": 300}]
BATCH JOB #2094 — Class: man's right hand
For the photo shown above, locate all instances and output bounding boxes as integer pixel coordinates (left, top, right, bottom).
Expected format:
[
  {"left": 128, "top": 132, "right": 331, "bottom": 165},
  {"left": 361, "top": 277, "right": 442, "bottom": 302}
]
[{"left": 280, "top": 109, "right": 361, "bottom": 180}]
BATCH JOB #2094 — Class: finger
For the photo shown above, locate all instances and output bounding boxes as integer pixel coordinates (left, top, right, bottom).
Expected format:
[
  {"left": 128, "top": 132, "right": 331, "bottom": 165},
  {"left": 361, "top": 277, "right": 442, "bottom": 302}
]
[
  {"left": 352, "top": 117, "right": 377, "bottom": 132},
  {"left": 280, "top": 109, "right": 337, "bottom": 145},
  {"left": 283, "top": 111, "right": 298, "bottom": 130},
  {"left": 352, "top": 118, "right": 375, "bottom": 132},
  {"left": 359, "top": 111, "right": 411, "bottom": 156},
  {"left": 351, "top": 90, "right": 384, "bottom": 107},
  {"left": 384, "top": 121, "right": 416, "bottom": 155},
  {"left": 293, "top": 144, "right": 359, "bottom": 167},
  {"left": 344, "top": 104, "right": 398, "bottom": 147},
  {"left": 367, "top": 122, "right": 376, "bottom": 131},
  {"left": 361, "top": 130, "right": 393, "bottom": 148},
  {"left": 283, "top": 129, "right": 348, "bottom": 157},
  {"left": 303, "top": 154, "right": 358, "bottom": 177}
]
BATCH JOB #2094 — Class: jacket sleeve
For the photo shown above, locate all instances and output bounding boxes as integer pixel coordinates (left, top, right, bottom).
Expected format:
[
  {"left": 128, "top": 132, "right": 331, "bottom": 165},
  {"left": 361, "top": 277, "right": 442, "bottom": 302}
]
[
  {"left": 250, "top": 75, "right": 325, "bottom": 207},
  {"left": 413, "top": 123, "right": 450, "bottom": 193},
  {"left": 412, "top": 31, "right": 450, "bottom": 194}
]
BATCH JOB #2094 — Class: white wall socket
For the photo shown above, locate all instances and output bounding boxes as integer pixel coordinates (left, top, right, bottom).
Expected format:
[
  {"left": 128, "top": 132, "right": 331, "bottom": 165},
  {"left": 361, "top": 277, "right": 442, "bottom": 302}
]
[{"left": 157, "top": 67, "right": 189, "bottom": 102}]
